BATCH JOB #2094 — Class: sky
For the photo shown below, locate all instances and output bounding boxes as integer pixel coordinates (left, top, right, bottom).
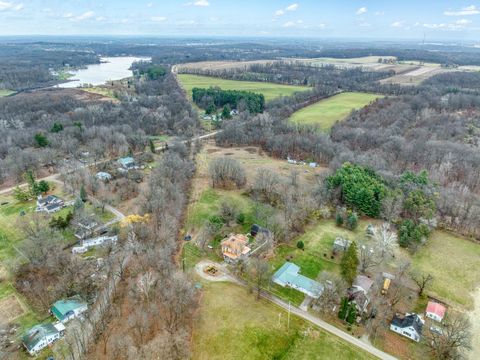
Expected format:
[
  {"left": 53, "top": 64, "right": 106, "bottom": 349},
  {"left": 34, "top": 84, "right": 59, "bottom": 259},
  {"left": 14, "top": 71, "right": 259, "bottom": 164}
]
[{"left": 1, "top": 0, "right": 480, "bottom": 40}]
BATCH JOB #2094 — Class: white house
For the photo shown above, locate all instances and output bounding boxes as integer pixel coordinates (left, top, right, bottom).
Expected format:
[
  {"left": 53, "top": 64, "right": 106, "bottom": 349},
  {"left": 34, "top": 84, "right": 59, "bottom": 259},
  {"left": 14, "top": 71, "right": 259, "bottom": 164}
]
[
  {"left": 35, "top": 195, "right": 65, "bottom": 213},
  {"left": 22, "top": 322, "right": 65, "bottom": 356},
  {"left": 72, "top": 235, "right": 118, "bottom": 254},
  {"left": 426, "top": 301, "right": 447, "bottom": 323},
  {"left": 390, "top": 313, "right": 424, "bottom": 342}
]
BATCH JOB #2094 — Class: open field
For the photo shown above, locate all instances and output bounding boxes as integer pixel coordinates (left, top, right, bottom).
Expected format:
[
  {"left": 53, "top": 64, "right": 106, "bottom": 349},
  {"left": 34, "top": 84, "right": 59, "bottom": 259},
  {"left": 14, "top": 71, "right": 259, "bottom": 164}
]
[
  {"left": 289, "top": 92, "right": 380, "bottom": 131},
  {"left": 191, "top": 281, "right": 376, "bottom": 360},
  {"left": 411, "top": 230, "right": 480, "bottom": 309},
  {"left": 80, "top": 86, "right": 117, "bottom": 99},
  {"left": 0, "top": 89, "right": 15, "bottom": 97},
  {"left": 380, "top": 66, "right": 449, "bottom": 86},
  {"left": 177, "top": 74, "right": 308, "bottom": 101}
]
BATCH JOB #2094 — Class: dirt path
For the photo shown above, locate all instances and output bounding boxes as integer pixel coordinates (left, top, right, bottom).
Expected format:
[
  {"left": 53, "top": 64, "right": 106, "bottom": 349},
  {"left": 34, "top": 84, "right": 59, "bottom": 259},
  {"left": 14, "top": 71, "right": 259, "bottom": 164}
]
[{"left": 468, "top": 287, "right": 480, "bottom": 359}]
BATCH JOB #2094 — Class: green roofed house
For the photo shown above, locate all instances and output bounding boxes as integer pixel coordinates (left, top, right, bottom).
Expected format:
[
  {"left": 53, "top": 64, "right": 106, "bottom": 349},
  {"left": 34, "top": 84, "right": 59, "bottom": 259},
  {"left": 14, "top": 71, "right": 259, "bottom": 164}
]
[
  {"left": 22, "top": 322, "right": 65, "bottom": 356},
  {"left": 272, "top": 262, "right": 324, "bottom": 299},
  {"left": 51, "top": 296, "right": 88, "bottom": 324}
]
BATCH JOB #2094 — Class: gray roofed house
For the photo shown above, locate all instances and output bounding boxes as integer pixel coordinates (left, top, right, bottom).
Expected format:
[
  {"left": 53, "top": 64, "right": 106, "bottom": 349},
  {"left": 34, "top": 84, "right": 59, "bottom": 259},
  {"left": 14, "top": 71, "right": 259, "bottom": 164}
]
[
  {"left": 390, "top": 313, "right": 424, "bottom": 342},
  {"left": 22, "top": 322, "right": 65, "bottom": 356},
  {"left": 36, "top": 195, "right": 65, "bottom": 214},
  {"left": 348, "top": 275, "right": 374, "bottom": 313},
  {"left": 95, "top": 171, "right": 112, "bottom": 181}
]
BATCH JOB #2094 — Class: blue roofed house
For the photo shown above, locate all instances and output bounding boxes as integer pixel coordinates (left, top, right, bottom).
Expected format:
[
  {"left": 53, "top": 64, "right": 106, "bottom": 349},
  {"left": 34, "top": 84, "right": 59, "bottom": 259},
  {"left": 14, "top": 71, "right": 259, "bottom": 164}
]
[
  {"left": 22, "top": 322, "right": 65, "bottom": 356},
  {"left": 50, "top": 296, "right": 88, "bottom": 323},
  {"left": 272, "top": 262, "right": 324, "bottom": 299}
]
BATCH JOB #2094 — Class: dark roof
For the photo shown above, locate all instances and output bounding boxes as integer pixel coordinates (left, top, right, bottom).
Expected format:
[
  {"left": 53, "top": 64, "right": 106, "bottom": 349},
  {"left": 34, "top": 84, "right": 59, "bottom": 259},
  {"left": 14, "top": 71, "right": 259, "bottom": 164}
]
[
  {"left": 46, "top": 203, "right": 62, "bottom": 211},
  {"left": 391, "top": 314, "right": 423, "bottom": 334}
]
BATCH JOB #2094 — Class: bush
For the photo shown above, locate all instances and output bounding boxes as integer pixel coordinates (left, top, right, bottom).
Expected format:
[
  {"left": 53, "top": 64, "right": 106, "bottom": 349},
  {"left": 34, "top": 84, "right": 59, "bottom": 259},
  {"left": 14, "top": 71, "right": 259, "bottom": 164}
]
[
  {"left": 346, "top": 212, "right": 358, "bottom": 230},
  {"left": 399, "top": 219, "right": 430, "bottom": 248},
  {"left": 335, "top": 213, "right": 344, "bottom": 226},
  {"left": 296, "top": 240, "right": 305, "bottom": 250},
  {"left": 236, "top": 213, "right": 246, "bottom": 224}
]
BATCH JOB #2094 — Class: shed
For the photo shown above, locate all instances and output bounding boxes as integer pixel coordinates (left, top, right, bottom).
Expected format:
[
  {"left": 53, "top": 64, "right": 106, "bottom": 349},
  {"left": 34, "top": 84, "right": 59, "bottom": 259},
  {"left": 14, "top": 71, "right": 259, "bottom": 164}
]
[
  {"left": 333, "top": 237, "right": 350, "bottom": 252},
  {"left": 51, "top": 296, "right": 88, "bottom": 323},
  {"left": 426, "top": 301, "right": 447, "bottom": 323}
]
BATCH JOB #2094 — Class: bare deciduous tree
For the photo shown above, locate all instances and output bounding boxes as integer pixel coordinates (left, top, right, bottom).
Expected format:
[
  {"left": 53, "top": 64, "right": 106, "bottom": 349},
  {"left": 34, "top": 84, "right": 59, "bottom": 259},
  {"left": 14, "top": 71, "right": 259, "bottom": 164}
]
[{"left": 427, "top": 314, "right": 472, "bottom": 360}]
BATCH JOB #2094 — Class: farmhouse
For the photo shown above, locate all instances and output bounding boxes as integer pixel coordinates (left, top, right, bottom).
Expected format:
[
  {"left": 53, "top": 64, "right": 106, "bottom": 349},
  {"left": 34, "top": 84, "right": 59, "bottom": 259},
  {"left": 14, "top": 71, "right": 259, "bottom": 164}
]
[
  {"left": 272, "top": 262, "right": 324, "bottom": 299},
  {"left": 348, "top": 275, "right": 374, "bottom": 313},
  {"left": 72, "top": 235, "right": 118, "bottom": 254},
  {"left": 51, "top": 296, "right": 88, "bottom": 323},
  {"left": 74, "top": 217, "right": 98, "bottom": 239},
  {"left": 390, "top": 313, "right": 424, "bottom": 342},
  {"left": 22, "top": 322, "right": 65, "bottom": 356},
  {"left": 221, "top": 234, "right": 251, "bottom": 263},
  {"left": 333, "top": 237, "right": 350, "bottom": 253},
  {"left": 35, "top": 195, "right": 65, "bottom": 213},
  {"left": 426, "top": 301, "right": 447, "bottom": 323}
]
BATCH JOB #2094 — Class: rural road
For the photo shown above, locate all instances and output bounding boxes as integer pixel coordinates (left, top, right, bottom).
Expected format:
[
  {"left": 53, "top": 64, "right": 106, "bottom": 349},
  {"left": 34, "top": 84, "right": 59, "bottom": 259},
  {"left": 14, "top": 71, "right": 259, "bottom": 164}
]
[
  {"left": 195, "top": 260, "right": 397, "bottom": 360},
  {"left": 0, "top": 130, "right": 221, "bottom": 197}
]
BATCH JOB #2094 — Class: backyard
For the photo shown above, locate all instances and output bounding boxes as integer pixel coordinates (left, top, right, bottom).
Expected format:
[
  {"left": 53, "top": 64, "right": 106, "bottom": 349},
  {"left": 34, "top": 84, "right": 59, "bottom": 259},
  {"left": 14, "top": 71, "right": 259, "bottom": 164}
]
[
  {"left": 191, "top": 281, "right": 375, "bottom": 360},
  {"left": 177, "top": 74, "right": 308, "bottom": 101},
  {"left": 289, "top": 92, "right": 381, "bottom": 131}
]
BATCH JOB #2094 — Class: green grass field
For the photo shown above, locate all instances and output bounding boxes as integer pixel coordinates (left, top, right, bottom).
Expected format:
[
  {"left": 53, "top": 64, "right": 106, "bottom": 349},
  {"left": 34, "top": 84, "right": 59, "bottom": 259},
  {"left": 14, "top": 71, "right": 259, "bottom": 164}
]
[
  {"left": 177, "top": 74, "right": 308, "bottom": 101},
  {"left": 192, "top": 281, "right": 375, "bottom": 360},
  {"left": 268, "top": 219, "right": 377, "bottom": 305},
  {"left": 0, "top": 89, "right": 15, "bottom": 97},
  {"left": 412, "top": 230, "right": 480, "bottom": 309},
  {"left": 289, "top": 92, "right": 381, "bottom": 131}
]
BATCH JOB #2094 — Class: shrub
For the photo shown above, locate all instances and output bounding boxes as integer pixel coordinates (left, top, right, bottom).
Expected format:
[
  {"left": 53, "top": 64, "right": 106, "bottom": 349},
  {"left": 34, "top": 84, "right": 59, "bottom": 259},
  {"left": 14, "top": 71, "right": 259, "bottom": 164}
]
[
  {"left": 335, "top": 212, "right": 344, "bottom": 226},
  {"left": 346, "top": 212, "right": 358, "bottom": 230},
  {"left": 296, "top": 240, "right": 305, "bottom": 250},
  {"left": 236, "top": 212, "right": 246, "bottom": 224}
]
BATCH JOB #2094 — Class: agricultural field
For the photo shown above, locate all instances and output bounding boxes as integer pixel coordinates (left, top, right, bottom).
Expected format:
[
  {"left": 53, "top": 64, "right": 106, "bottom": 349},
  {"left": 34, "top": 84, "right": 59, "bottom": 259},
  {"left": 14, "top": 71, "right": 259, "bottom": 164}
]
[
  {"left": 289, "top": 92, "right": 380, "bottom": 131},
  {"left": 191, "top": 281, "right": 375, "bottom": 360},
  {"left": 380, "top": 66, "right": 449, "bottom": 86},
  {"left": 177, "top": 74, "right": 308, "bottom": 101}
]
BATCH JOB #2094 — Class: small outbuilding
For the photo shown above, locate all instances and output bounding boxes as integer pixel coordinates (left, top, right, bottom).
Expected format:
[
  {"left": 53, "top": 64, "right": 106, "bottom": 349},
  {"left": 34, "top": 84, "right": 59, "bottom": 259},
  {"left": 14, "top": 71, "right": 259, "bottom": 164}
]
[
  {"left": 51, "top": 296, "right": 88, "bottom": 323},
  {"left": 117, "top": 156, "right": 137, "bottom": 170},
  {"left": 95, "top": 172, "right": 112, "bottom": 182},
  {"left": 333, "top": 237, "right": 350, "bottom": 253},
  {"left": 426, "top": 301, "right": 447, "bottom": 323}
]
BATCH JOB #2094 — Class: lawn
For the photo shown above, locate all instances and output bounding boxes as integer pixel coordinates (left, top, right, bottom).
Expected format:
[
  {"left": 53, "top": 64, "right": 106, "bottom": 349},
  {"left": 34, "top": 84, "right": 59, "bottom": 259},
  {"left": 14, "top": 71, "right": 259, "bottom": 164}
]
[
  {"left": 411, "top": 230, "right": 480, "bottom": 309},
  {"left": 177, "top": 74, "right": 308, "bottom": 102},
  {"left": 268, "top": 219, "right": 376, "bottom": 305},
  {"left": 191, "top": 281, "right": 375, "bottom": 360},
  {"left": 289, "top": 92, "right": 381, "bottom": 131},
  {"left": 0, "top": 89, "right": 15, "bottom": 97}
]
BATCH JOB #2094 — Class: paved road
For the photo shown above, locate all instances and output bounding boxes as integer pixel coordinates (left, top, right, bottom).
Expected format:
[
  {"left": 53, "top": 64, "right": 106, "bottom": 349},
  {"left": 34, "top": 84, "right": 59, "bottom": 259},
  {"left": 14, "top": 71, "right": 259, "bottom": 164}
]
[{"left": 194, "top": 260, "right": 397, "bottom": 360}]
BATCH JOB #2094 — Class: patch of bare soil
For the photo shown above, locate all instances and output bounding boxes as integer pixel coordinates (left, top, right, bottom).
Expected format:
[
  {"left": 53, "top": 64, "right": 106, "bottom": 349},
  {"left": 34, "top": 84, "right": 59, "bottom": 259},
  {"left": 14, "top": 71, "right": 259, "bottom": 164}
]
[{"left": 0, "top": 296, "right": 25, "bottom": 325}]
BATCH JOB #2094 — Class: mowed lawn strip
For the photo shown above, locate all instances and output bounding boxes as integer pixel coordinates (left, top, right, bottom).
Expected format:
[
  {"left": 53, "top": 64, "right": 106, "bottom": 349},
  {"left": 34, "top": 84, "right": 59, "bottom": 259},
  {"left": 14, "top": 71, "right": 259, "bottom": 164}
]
[
  {"left": 177, "top": 74, "right": 308, "bottom": 101},
  {"left": 0, "top": 89, "right": 15, "bottom": 97},
  {"left": 289, "top": 92, "right": 380, "bottom": 131},
  {"left": 191, "top": 281, "right": 376, "bottom": 360},
  {"left": 412, "top": 230, "right": 480, "bottom": 309}
]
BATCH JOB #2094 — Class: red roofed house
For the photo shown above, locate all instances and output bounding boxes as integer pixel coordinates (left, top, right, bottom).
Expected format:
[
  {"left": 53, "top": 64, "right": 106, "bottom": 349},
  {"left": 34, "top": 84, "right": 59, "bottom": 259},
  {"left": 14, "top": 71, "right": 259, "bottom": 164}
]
[
  {"left": 221, "top": 234, "right": 251, "bottom": 263},
  {"left": 425, "top": 301, "right": 447, "bottom": 323}
]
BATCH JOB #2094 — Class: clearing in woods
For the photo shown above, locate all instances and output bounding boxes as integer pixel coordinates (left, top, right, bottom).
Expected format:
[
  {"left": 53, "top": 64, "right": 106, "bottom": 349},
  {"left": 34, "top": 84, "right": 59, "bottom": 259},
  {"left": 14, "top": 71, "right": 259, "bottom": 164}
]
[
  {"left": 177, "top": 74, "right": 308, "bottom": 101},
  {"left": 289, "top": 92, "right": 380, "bottom": 131}
]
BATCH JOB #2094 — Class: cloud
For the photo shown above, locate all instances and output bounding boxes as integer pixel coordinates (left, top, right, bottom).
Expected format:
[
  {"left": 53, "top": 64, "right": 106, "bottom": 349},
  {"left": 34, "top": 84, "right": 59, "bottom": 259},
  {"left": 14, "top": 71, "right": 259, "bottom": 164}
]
[
  {"left": 282, "top": 21, "right": 296, "bottom": 28},
  {"left": 456, "top": 18, "right": 472, "bottom": 24},
  {"left": 391, "top": 20, "right": 405, "bottom": 28},
  {"left": 147, "top": 2, "right": 153, "bottom": 7},
  {"left": 358, "top": 22, "right": 371, "bottom": 27},
  {"left": 286, "top": 3, "right": 298, "bottom": 11},
  {"left": 96, "top": 16, "right": 105, "bottom": 21},
  {"left": 374, "top": 11, "right": 384, "bottom": 16},
  {"left": 423, "top": 22, "right": 467, "bottom": 31},
  {"left": 151, "top": 16, "right": 167, "bottom": 22},
  {"left": 356, "top": 7, "right": 367, "bottom": 15},
  {"left": 274, "top": 9, "right": 284, "bottom": 16},
  {"left": 193, "top": 0, "right": 209, "bottom": 6},
  {"left": 63, "top": 12, "right": 73, "bottom": 18},
  {"left": 318, "top": 23, "right": 326, "bottom": 29},
  {"left": 76, "top": 11, "right": 95, "bottom": 21},
  {"left": 444, "top": 5, "right": 479, "bottom": 16},
  {"left": 0, "top": 1, "right": 23, "bottom": 11}
]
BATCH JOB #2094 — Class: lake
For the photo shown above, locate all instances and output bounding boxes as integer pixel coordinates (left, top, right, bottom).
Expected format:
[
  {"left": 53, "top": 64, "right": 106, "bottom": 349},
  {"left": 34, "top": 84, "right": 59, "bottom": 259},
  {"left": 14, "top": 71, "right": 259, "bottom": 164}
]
[{"left": 58, "top": 56, "right": 150, "bottom": 88}]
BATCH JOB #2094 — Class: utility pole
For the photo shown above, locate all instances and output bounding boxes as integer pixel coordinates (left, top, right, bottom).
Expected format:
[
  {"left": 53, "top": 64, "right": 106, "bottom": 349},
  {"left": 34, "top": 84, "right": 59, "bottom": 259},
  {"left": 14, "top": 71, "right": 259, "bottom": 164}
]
[{"left": 287, "top": 300, "right": 291, "bottom": 330}]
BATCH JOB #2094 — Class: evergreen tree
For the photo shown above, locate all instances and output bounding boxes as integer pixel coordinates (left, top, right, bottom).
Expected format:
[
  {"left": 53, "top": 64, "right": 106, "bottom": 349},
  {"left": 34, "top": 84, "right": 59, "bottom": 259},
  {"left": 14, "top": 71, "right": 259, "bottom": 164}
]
[
  {"left": 80, "top": 185, "right": 88, "bottom": 202},
  {"left": 346, "top": 212, "right": 358, "bottom": 230},
  {"left": 50, "top": 122, "right": 64, "bottom": 133},
  {"left": 222, "top": 104, "right": 232, "bottom": 119},
  {"left": 340, "top": 241, "right": 359, "bottom": 285},
  {"left": 34, "top": 133, "right": 49, "bottom": 147},
  {"left": 37, "top": 180, "right": 50, "bottom": 194},
  {"left": 149, "top": 139, "right": 156, "bottom": 154}
]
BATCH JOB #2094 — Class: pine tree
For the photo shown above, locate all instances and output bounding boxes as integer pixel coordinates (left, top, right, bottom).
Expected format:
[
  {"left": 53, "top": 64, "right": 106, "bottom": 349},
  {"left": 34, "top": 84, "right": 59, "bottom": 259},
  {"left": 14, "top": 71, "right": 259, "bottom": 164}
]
[
  {"left": 149, "top": 139, "right": 156, "bottom": 154},
  {"left": 80, "top": 185, "right": 88, "bottom": 202},
  {"left": 340, "top": 241, "right": 359, "bottom": 285}
]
